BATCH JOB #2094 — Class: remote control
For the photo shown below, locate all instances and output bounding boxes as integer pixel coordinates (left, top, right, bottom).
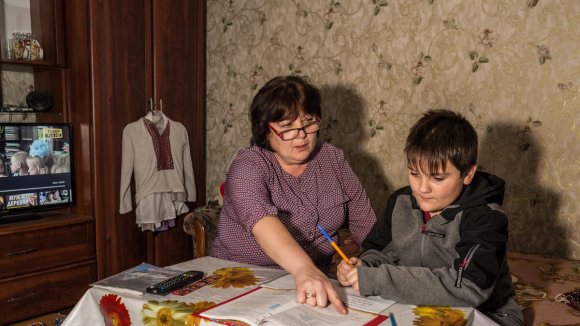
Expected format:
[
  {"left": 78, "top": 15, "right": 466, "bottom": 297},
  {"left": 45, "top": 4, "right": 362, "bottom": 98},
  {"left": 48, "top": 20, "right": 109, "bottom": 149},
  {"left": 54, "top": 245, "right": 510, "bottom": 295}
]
[{"left": 146, "top": 270, "right": 204, "bottom": 295}]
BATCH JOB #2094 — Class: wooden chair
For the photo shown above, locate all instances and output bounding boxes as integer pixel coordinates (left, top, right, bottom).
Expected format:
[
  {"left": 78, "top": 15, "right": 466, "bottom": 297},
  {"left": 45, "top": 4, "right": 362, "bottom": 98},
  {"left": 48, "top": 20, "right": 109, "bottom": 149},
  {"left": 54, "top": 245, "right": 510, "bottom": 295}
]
[{"left": 183, "top": 203, "right": 222, "bottom": 258}]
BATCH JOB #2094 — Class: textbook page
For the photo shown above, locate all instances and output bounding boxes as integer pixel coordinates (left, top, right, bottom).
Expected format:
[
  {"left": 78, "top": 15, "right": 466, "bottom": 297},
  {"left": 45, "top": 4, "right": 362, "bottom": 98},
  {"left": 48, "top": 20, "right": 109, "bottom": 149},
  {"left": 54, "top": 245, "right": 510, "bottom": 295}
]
[
  {"left": 199, "top": 287, "right": 381, "bottom": 326},
  {"left": 199, "top": 287, "right": 297, "bottom": 325},
  {"left": 264, "top": 303, "right": 380, "bottom": 326},
  {"left": 262, "top": 273, "right": 395, "bottom": 314}
]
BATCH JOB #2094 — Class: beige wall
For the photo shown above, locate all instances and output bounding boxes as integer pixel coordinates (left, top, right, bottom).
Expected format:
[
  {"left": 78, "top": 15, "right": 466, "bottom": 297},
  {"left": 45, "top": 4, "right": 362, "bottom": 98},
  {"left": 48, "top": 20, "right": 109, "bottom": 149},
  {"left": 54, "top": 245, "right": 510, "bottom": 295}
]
[{"left": 206, "top": 0, "right": 580, "bottom": 259}]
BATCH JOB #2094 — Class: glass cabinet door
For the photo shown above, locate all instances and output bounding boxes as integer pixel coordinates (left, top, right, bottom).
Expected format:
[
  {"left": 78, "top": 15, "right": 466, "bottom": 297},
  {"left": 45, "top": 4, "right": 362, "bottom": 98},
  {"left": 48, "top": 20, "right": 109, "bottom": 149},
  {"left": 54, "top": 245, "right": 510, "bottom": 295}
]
[{"left": 0, "top": 0, "right": 65, "bottom": 122}]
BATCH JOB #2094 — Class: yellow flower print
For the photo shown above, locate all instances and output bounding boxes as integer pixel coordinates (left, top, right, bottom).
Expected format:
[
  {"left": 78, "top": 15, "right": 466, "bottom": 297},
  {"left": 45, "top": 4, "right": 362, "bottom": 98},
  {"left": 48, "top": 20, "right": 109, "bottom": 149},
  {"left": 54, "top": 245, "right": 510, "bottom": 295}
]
[
  {"left": 413, "top": 306, "right": 467, "bottom": 326},
  {"left": 211, "top": 267, "right": 259, "bottom": 289},
  {"left": 186, "top": 301, "right": 217, "bottom": 326},
  {"left": 142, "top": 300, "right": 212, "bottom": 326}
]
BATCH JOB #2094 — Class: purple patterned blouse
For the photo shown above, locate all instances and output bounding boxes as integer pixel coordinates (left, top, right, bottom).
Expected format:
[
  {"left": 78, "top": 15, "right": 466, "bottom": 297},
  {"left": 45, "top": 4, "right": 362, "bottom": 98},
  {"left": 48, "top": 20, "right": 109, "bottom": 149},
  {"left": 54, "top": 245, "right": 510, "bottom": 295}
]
[{"left": 209, "top": 142, "right": 376, "bottom": 270}]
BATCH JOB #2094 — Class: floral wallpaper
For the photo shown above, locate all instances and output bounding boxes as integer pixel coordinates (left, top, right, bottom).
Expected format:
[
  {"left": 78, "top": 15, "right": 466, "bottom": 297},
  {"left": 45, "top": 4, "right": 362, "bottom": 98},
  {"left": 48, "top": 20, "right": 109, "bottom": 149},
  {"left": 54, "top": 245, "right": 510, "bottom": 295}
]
[{"left": 206, "top": 0, "right": 579, "bottom": 260}]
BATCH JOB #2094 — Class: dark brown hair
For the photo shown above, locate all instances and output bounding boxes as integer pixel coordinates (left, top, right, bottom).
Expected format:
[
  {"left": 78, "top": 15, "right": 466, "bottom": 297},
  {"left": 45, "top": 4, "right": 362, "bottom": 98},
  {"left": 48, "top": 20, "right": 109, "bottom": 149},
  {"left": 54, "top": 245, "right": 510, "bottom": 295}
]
[
  {"left": 249, "top": 75, "right": 321, "bottom": 149},
  {"left": 404, "top": 109, "right": 477, "bottom": 176}
]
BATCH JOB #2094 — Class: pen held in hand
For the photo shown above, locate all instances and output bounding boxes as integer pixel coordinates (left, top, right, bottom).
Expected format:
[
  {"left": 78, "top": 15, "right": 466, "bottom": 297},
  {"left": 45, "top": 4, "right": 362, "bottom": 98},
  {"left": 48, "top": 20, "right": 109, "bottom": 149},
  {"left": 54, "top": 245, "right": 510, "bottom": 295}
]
[{"left": 317, "top": 224, "right": 351, "bottom": 265}]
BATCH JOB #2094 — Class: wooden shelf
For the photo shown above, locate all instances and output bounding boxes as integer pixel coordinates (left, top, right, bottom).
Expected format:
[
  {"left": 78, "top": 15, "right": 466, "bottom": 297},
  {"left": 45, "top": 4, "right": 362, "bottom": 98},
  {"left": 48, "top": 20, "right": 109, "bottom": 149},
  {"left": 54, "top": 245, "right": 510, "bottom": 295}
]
[
  {"left": 0, "top": 1, "right": 93, "bottom": 323},
  {"left": 0, "top": 211, "right": 93, "bottom": 233},
  {"left": 0, "top": 59, "right": 65, "bottom": 70},
  {"left": 0, "top": 111, "right": 62, "bottom": 116}
]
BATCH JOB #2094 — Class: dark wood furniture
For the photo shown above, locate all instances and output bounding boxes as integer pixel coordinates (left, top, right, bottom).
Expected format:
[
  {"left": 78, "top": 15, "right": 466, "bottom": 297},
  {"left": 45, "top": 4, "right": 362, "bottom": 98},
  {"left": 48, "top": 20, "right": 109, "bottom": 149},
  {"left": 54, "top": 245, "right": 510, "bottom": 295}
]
[
  {"left": 88, "top": 0, "right": 206, "bottom": 278},
  {"left": 0, "top": 1, "right": 96, "bottom": 324},
  {"left": 0, "top": 0, "right": 205, "bottom": 323},
  {"left": 0, "top": 214, "right": 96, "bottom": 325},
  {"left": 183, "top": 203, "right": 222, "bottom": 258}
]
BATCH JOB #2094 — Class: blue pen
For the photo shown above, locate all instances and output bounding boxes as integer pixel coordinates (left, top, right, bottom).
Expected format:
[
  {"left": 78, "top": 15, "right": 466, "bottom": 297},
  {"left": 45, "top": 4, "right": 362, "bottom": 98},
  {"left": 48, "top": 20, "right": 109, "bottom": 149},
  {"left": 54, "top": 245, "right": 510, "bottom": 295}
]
[
  {"left": 389, "top": 312, "right": 397, "bottom": 326},
  {"left": 317, "top": 224, "right": 350, "bottom": 265}
]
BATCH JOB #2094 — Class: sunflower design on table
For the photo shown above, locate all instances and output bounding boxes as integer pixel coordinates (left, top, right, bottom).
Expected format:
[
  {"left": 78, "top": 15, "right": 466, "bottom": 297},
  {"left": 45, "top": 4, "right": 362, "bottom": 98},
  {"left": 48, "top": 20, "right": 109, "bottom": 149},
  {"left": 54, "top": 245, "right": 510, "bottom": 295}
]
[
  {"left": 99, "top": 293, "right": 132, "bottom": 326},
  {"left": 142, "top": 300, "right": 216, "bottom": 326},
  {"left": 210, "top": 267, "right": 259, "bottom": 289},
  {"left": 412, "top": 306, "right": 467, "bottom": 326}
]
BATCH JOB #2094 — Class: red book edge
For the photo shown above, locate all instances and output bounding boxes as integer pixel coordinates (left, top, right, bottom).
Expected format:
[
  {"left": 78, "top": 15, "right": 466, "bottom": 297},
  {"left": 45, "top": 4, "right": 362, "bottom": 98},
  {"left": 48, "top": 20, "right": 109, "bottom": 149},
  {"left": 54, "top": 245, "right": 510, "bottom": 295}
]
[{"left": 193, "top": 286, "right": 262, "bottom": 325}]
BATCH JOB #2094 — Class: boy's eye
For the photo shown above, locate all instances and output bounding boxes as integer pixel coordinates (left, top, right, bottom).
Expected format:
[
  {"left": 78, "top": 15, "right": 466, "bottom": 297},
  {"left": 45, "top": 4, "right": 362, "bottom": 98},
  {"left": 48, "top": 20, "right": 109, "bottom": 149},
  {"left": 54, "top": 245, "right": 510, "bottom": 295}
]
[
  {"left": 409, "top": 170, "right": 419, "bottom": 177},
  {"left": 432, "top": 176, "right": 445, "bottom": 182}
]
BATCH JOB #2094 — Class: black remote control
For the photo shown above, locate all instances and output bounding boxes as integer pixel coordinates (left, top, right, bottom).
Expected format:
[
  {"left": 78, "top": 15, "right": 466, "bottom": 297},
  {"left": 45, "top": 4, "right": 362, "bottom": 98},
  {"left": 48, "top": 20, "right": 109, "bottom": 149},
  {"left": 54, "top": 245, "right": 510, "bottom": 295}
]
[{"left": 146, "top": 270, "right": 204, "bottom": 295}]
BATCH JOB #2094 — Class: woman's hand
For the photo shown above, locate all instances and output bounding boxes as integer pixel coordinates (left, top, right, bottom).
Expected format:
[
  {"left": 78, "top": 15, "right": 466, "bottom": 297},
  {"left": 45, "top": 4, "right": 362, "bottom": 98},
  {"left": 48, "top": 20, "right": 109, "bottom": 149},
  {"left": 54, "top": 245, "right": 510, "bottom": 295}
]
[
  {"left": 293, "top": 265, "right": 347, "bottom": 314},
  {"left": 337, "top": 257, "right": 362, "bottom": 291},
  {"left": 252, "top": 216, "right": 346, "bottom": 314}
]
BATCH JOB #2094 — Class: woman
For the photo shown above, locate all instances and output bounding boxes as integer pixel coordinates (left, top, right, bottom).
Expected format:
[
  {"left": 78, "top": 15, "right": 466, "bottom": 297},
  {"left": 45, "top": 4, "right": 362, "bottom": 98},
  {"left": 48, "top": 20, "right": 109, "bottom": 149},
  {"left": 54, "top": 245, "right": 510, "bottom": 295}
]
[{"left": 210, "top": 75, "right": 376, "bottom": 313}]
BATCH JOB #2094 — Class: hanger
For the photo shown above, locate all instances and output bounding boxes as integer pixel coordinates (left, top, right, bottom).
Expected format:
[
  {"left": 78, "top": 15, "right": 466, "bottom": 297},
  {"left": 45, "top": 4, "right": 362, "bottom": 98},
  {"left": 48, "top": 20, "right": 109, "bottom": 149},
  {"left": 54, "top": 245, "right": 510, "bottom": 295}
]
[
  {"left": 145, "top": 99, "right": 166, "bottom": 129},
  {"left": 147, "top": 98, "right": 163, "bottom": 115}
]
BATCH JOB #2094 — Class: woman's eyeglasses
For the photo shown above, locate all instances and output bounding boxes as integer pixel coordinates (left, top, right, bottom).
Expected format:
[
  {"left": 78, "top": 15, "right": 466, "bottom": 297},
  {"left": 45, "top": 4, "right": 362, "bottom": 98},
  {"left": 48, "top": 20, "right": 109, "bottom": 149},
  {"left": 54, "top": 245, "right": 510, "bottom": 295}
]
[{"left": 269, "top": 119, "right": 321, "bottom": 141}]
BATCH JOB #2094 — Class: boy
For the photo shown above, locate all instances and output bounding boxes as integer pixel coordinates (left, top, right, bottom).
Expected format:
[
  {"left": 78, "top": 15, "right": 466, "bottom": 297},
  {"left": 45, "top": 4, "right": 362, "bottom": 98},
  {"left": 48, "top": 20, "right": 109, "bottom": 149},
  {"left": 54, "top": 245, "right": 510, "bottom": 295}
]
[
  {"left": 337, "top": 110, "right": 522, "bottom": 325},
  {"left": 10, "top": 151, "right": 30, "bottom": 176}
]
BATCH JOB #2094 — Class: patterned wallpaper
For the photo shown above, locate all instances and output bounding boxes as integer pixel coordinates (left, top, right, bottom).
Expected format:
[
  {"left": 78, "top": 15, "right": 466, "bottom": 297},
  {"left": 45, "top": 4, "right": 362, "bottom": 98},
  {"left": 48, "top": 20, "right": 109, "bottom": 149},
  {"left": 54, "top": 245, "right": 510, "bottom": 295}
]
[
  {"left": 205, "top": 0, "right": 579, "bottom": 259},
  {"left": 0, "top": 1, "right": 574, "bottom": 259},
  {"left": 213, "top": 0, "right": 577, "bottom": 260}
]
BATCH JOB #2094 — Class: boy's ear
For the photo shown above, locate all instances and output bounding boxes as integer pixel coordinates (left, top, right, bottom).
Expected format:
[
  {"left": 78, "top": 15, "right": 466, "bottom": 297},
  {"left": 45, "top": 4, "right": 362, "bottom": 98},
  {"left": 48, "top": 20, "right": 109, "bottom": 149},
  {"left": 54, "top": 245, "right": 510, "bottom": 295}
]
[{"left": 463, "top": 165, "right": 477, "bottom": 185}]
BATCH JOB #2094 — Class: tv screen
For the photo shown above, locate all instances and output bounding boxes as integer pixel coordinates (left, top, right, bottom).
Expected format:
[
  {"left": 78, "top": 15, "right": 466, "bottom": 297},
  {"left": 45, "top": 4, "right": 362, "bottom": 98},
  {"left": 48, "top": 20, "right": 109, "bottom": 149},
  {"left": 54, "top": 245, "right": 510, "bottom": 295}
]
[{"left": 0, "top": 123, "right": 75, "bottom": 222}]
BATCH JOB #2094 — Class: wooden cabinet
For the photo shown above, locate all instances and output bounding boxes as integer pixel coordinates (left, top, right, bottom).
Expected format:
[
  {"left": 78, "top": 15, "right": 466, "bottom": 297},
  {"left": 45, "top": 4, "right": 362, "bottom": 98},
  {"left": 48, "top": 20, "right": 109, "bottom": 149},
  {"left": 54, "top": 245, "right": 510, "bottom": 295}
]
[
  {"left": 0, "top": 1, "right": 206, "bottom": 322},
  {"left": 0, "top": 213, "right": 96, "bottom": 325},
  {"left": 89, "top": 0, "right": 206, "bottom": 278},
  {"left": 0, "top": 215, "right": 93, "bottom": 278},
  {"left": 0, "top": 1, "right": 96, "bottom": 323},
  {"left": 0, "top": 0, "right": 66, "bottom": 122}
]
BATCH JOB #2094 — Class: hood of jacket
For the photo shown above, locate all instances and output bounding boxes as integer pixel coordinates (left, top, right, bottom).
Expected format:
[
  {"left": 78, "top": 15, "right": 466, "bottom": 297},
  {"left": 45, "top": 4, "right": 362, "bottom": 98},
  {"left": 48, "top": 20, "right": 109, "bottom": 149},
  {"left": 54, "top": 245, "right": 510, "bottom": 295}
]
[{"left": 410, "top": 171, "right": 506, "bottom": 221}]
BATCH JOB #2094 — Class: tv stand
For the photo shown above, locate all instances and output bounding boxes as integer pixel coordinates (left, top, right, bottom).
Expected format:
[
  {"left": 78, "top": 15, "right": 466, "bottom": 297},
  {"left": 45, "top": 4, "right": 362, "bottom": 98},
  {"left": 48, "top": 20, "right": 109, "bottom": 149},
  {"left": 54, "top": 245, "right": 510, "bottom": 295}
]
[
  {"left": 0, "top": 212, "right": 96, "bottom": 324},
  {"left": 0, "top": 212, "right": 43, "bottom": 224}
]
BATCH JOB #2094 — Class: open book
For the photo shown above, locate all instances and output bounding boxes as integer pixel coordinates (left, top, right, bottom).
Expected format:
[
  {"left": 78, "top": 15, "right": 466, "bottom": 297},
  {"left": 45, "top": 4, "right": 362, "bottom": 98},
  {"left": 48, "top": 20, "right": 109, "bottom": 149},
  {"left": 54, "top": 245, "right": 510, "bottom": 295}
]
[
  {"left": 91, "top": 262, "right": 181, "bottom": 295},
  {"left": 197, "top": 286, "right": 391, "bottom": 326},
  {"left": 262, "top": 273, "right": 396, "bottom": 314}
]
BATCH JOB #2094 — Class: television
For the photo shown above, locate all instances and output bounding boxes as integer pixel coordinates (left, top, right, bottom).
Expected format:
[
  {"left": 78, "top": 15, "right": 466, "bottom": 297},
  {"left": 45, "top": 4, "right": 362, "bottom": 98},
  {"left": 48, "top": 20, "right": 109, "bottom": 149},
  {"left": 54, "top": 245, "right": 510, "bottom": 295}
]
[{"left": 0, "top": 123, "right": 75, "bottom": 223}]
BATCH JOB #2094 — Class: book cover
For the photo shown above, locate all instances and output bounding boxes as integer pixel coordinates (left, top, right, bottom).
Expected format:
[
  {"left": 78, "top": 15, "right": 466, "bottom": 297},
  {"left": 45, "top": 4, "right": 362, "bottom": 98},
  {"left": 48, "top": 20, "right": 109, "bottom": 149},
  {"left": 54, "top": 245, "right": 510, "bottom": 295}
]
[{"left": 91, "top": 262, "right": 181, "bottom": 295}]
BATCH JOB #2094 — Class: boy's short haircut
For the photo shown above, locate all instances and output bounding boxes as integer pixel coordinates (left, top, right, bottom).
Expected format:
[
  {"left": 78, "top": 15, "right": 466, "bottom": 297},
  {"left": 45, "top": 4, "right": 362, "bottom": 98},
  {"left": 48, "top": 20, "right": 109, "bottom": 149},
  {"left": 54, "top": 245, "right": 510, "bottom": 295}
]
[
  {"left": 11, "top": 151, "right": 29, "bottom": 167},
  {"left": 405, "top": 109, "right": 477, "bottom": 176}
]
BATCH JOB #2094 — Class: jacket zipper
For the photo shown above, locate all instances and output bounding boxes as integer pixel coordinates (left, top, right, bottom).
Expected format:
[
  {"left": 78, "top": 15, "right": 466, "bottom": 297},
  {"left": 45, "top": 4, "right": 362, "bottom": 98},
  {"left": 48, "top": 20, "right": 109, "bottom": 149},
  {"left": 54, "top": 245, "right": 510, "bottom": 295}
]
[
  {"left": 419, "top": 212, "right": 426, "bottom": 266},
  {"left": 455, "top": 243, "right": 481, "bottom": 288}
]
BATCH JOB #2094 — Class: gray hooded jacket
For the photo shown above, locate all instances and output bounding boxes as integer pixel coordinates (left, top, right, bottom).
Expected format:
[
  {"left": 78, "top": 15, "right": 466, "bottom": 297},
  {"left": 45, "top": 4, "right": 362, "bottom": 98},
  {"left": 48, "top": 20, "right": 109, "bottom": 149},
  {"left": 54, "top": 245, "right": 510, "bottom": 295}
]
[{"left": 358, "top": 171, "right": 522, "bottom": 325}]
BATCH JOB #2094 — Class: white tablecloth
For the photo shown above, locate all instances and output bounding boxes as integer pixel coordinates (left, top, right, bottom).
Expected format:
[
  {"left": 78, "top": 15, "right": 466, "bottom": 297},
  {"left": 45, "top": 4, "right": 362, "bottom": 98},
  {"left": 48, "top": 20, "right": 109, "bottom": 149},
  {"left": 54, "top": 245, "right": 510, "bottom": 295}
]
[{"left": 62, "top": 256, "right": 497, "bottom": 326}]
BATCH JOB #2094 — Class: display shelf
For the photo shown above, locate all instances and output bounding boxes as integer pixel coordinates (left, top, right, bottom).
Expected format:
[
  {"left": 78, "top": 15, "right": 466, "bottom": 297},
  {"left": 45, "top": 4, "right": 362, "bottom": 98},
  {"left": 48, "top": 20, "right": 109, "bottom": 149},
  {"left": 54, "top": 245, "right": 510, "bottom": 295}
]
[
  {"left": 1, "top": 0, "right": 66, "bottom": 122},
  {"left": 0, "top": 59, "right": 65, "bottom": 70},
  {"left": 0, "top": 111, "right": 62, "bottom": 116},
  {"left": 0, "top": 1, "right": 93, "bottom": 324}
]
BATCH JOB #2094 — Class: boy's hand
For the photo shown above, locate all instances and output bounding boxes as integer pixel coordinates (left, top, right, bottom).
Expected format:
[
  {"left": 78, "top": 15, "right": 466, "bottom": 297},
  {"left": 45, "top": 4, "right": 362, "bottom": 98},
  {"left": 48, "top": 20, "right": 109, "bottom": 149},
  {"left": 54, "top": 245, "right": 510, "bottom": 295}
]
[
  {"left": 337, "top": 257, "right": 362, "bottom": 288},
  {"left": 346, "top": 268, "right": 360, "bottom": 292}
]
